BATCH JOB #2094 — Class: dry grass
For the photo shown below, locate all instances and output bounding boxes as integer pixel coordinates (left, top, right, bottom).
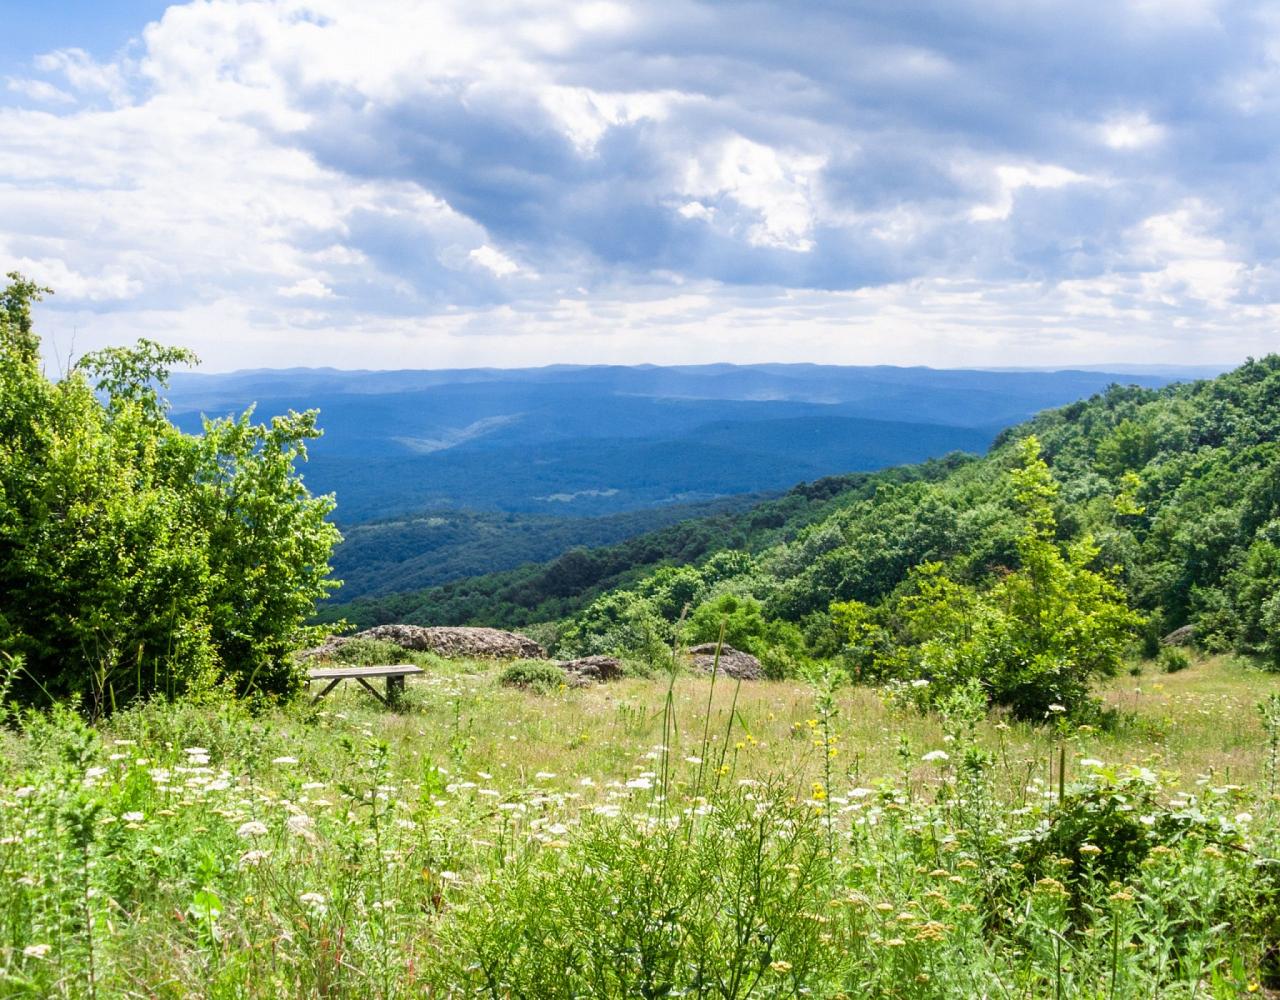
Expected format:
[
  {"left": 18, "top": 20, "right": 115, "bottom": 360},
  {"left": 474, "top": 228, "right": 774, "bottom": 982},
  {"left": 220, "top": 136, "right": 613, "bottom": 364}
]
[{"left": 314, "top": 652, "right": 1280, "bottom": 807}]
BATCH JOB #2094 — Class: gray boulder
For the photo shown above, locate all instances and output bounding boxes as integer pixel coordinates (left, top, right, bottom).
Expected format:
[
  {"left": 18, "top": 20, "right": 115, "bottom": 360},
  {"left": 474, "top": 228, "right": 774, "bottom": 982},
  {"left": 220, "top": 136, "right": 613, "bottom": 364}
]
[
  {"left": 301, "top": 624, "right": 546, "bottom": 661},
  {"left": 1160, "top": 624, "right": 1196, "bottom": 647},
  {"left": 686, "top": 643, "right": 764, "bottom": 680},
  {"left": 559, "top": 655, "right": 626, "bottom": 684}
]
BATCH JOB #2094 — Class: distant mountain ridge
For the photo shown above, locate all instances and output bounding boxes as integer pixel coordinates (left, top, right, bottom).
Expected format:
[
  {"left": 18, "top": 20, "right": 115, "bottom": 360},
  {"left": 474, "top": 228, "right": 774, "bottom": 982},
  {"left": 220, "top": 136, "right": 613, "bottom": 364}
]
[{"left": 164, "top": 363, "right": 1181, "bottom": 524}]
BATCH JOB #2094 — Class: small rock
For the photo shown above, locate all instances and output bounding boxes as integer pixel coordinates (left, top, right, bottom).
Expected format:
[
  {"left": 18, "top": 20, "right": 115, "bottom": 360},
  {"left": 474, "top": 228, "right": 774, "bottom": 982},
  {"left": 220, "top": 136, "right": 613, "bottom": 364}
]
[{"left": 686, "top": 643, "right": 764, "bottom": 680}]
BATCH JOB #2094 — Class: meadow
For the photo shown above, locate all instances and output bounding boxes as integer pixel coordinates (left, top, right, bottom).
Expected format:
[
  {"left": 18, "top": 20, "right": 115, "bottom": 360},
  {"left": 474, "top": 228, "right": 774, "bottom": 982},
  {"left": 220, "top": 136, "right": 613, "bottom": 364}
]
[{"left": 2, "top": 653, "right": 1279, "bottom": 998}]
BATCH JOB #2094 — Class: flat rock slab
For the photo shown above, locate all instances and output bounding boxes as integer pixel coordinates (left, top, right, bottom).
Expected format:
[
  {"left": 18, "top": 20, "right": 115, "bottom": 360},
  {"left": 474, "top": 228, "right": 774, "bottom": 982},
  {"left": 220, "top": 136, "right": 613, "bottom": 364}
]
[
  {"left": 686, "top": 643, "right": 764, "bottom": 681},
  {"left": 300, "top": 624, "right": 546, "bottom": 661}
]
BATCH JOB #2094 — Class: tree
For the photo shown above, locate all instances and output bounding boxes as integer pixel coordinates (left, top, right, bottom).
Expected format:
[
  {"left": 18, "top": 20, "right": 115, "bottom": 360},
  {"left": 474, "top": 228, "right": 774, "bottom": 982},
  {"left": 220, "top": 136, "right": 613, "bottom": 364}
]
[
  {"left": 0, "top": 274, "right": 340, "bottom": 709},
  {"left": 834, "top": 437, "right": 1143, "bottom": 720}
]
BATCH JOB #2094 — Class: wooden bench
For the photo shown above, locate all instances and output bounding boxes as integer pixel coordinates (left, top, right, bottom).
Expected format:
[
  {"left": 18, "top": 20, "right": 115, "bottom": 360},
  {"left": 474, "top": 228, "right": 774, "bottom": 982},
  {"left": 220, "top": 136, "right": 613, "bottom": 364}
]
[{"left": 307, "top": 664, "right": 424, "bottom": 706}]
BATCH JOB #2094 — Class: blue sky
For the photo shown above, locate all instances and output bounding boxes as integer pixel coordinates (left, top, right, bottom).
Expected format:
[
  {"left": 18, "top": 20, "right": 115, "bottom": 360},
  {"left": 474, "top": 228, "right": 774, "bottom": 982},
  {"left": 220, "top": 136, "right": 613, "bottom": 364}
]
[{"left": 2, "top": 0, "right": 1277, "bottom": 370}]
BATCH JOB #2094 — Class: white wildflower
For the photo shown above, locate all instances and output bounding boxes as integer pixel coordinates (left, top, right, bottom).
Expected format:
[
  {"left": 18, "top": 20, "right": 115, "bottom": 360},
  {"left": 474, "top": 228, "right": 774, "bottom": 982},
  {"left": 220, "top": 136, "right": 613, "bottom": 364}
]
[
  {"left": 237, "top": 821, "right": 269, "bottom": 838},
  {"left": 922, "top": 750, "right": 950, "bottom": 763},
  {"left": 23, "top": 944, "right": 51, "bottom": 959}
]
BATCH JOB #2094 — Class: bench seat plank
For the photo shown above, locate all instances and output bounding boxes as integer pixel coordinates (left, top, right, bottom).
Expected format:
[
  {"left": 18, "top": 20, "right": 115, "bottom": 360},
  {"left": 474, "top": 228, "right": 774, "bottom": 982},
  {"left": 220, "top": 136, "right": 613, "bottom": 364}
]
[{"left": 306, "top": 664, "right": 424, "bottom": 680}]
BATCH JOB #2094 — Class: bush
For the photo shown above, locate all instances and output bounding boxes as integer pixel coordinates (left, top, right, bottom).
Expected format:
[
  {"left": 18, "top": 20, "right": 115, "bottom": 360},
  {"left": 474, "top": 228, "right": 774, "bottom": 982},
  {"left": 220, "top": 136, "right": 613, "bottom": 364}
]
[
  {"left": 0, "top": 274, "right": 340, "bottom": 709},
  {"left": 1158, "top": 645, "right": 1192, "bottom": 673},
  {"left": 331, "top": 638, "right": 414, "bottom": 667},
  {"left": 498, "top": 661, "right": 567, "bottom": 693}
]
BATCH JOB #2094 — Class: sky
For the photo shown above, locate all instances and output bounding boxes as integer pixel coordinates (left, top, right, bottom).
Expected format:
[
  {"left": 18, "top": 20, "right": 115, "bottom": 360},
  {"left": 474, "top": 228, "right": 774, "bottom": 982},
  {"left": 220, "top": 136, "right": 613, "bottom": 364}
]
[{"left": 2, "top": 0, "right": 1278, "bottom": 372}]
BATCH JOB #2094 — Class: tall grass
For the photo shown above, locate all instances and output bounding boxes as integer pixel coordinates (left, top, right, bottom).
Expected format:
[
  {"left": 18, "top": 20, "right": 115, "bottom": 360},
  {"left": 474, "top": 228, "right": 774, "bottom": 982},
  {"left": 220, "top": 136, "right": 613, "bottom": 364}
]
[{"left": 0, "top": 657, "right": 1277, "bottom": 996}]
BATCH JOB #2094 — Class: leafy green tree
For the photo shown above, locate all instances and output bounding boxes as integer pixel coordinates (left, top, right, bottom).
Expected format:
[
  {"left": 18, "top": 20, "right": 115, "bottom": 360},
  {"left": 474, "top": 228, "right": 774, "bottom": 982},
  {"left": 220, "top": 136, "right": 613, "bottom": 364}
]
[
  {"left": 834, "top": 438, "right": 1142, "bottom": 719},
  {"left": 560, "top": 590, "right": 671, "bottom": 669},
  {"left": 0, "top": 274, "right": 340, "bottom": 709}
]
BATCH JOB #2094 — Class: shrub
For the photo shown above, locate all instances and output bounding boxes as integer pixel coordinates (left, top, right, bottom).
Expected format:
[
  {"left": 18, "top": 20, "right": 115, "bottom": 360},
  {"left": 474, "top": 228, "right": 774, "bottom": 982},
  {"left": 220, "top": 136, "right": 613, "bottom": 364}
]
[
  {"left": 331, "top": 638, "right": 413, "bottom": 667},
  {"left": 561, "top": 591, "right": 672, "bottom": 669},
  {"left": 498, "top": 661, "right": 567, "bottom": 693},
  {"left": 0, "top": 274, "right": 340, "bottom": 709},
  {"left": 1158, "top": 645, "right": 1192, "bottom": 673}
]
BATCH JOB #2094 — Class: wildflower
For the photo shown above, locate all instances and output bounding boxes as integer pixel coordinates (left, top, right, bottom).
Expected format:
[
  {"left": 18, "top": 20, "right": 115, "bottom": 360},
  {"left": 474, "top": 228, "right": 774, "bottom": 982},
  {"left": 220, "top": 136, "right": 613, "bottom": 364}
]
[
  {"left": 911, "top": 679, "right": 930, "bottom": 688},
  {"left": 1047, "top": 704, "right": 1067, "bottom": 715},
  {"left": 770, "top": 961, "right": 793, "bottom": 973},
  {"left": 921, "top": 750, "right": 949, "bottom": 763},
  {"left": 238, "top": 849, "right": 270, "bottom": 868},
  {"left": 237, "top": 820, "right": 269, "bottom": 838},
  {"left": 271, "top": 756, "right": 299, "bottom": 765},
  {"left": 885, "top": 938, "right": 907, "bottom": 947},
  {"left": 299, "top": 891, "right": 327, "bottom": 911},
  {"left": 1079, "top": 758, "right": 1104, "bottom": 769},
  {"left": 1033, "top": 877, "right": 1068, "bottom": 898},
  {"left": 811, "top": 782, "right": 827, "bottom": 801},
  {"left": 286, "top": 814, "right": 317, "bottom": 843},
  {"left": 913, "top": 921, "right": 947, "bottom": 942},
  {"left": 23, "top": 944, "right": 51, "bottom": 959},
  {"left": 122, "top": 811, "right": 145, "bottom": 823},
  {"left": 1079, "top": 843, "right": 1102, "bottom": 855}
]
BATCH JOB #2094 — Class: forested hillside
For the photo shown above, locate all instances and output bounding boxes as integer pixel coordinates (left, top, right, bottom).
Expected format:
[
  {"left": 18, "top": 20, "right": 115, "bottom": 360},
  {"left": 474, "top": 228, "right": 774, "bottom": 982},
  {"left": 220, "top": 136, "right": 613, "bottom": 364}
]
[
  {"left": 332, "top": 358, "right": 1280, "bottom": 700},
  {"left": 316, "top": 454, "right": 974, "bottom": 629},
  {"left": 329, "top": 495, "right": 766, "bottom": 600}
]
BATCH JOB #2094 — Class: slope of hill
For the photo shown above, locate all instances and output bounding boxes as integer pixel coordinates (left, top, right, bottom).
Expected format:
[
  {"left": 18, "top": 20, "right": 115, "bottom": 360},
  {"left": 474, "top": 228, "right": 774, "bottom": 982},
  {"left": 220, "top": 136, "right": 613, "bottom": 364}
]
[
  {"left": 330, "top": 495, "right": 767, "bottom": 601},
  {"left": 327, "top": 358, "right": 1280, "bottom": 677},
  {"left": 316, "top": 454, "right": 976, "bottom": 628}
]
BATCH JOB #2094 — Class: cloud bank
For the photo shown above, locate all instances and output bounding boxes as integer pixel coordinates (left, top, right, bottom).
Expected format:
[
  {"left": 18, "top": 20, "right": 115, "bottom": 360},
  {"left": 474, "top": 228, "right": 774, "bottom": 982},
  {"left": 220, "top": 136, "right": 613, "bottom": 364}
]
[{"left": 2, "top": 0, "right": 1278, "bottom": 369}]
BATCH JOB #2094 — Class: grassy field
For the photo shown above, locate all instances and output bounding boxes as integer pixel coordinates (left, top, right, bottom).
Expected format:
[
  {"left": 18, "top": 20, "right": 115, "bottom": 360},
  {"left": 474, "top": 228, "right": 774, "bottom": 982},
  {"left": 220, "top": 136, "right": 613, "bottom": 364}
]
[{"left": 2, "top": 654, "right": 1279, "bottom": 997}]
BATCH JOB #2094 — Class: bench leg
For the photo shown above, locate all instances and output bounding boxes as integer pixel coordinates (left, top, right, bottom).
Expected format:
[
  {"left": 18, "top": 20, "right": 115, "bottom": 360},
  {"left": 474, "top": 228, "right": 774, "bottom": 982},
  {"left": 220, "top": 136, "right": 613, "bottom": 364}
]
[
  {"left": 311, "top": 677, "right": 343, "bottom": 704},
  {"left": 387, "top": 674, "right": 406, "bottom": 705},
  {"left": 354, "top": 676, "right": 389, "bottom": 706}
]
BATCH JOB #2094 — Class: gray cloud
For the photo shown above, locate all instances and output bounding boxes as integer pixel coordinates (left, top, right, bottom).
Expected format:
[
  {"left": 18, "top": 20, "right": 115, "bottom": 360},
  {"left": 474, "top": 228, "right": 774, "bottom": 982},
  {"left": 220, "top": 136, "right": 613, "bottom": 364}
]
[{"left": 1, "top": 0, "right": 1277, "bottom": 368}]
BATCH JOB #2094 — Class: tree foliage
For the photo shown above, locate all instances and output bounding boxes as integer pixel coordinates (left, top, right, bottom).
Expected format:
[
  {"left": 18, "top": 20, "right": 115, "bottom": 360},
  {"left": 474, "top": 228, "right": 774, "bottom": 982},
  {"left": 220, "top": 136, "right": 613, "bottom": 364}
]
[{"left": 0, "top": 275, "right": 340, "bottom": 709}]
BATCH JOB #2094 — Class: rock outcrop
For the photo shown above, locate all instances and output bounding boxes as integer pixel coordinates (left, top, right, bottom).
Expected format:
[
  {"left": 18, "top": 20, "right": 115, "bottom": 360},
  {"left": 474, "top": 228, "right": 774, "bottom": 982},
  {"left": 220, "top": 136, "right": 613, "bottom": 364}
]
[
  {"left": 1160, "top": 624, "right": 1196, "bottom": 647},
  {"left": 559, "top": 655, "right": 625, "bottom": 684},
  {"left": 686, "top": 643, "right": 764, "bottom": 680},
  {"left": 301, "top": 624, "right": 546, "bottom": 661}
]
